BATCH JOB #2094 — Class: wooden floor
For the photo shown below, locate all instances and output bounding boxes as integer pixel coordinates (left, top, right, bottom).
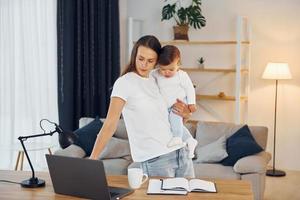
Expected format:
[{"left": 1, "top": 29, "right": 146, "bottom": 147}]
[{"left": 264, "top": 170, "right": 300, "bottom": 200}]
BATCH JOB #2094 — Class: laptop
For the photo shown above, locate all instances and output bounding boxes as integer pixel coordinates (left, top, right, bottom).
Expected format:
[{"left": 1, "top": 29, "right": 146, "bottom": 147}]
[{"left": 46, "top": 154, "right": 134, "bottom": 200}]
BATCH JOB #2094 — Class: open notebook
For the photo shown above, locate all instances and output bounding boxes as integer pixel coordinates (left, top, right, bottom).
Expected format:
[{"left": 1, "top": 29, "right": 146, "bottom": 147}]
[{"left": 147, "top": 178, "right": 217, "bottom": 195}]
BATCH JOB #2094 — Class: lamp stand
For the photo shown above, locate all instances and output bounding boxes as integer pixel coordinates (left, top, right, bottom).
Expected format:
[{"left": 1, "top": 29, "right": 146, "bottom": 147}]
[
  {"left": 20, "top": 178, "right": 45, "bottom": 188},
  {"left": 18, "top": 130, "right": 57, "bottom": 187},
  {"left": 266, "top": 79, "right": 286, "bottom": 177}
]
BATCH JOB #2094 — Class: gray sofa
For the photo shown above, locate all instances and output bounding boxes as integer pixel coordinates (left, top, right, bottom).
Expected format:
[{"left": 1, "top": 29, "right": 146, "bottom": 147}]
[{"left": 54, "top": 118, "right": 271, "bottom": 200}]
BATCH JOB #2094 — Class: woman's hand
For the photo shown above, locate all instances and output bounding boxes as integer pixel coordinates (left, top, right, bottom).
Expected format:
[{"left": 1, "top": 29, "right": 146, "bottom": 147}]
[{"left": 172, "top": 99, "right": 192, "bottom": 120}]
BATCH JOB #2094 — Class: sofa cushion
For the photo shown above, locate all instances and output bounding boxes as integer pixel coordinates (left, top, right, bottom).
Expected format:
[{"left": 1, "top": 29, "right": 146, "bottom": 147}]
[
  {"left": 233, "top": 151, "right": 271, "bottom": 174},
  {"left": 184, "top": 122, "right": 197, "bottom": 138},
  {"left": 99, "top": 137, "right": 131, "bottom": 160},
  {"left": 195, "top": 121, "right": 243, "bottom": 148},
  {"left": 79, "top": 117, "right": 128, "bottom": 139},
  {"left": 73, "top": 117, "right": 103, "bottom": 156},
  {"left": 221, "top": 125, "right": 263, "bottom": 166},
  {"left": 102, "top": 158, "right": 131, "bottom": 175},
  {"left": 100, "top": 118, "right": 128, "bottom": 139},
  {"left": 79, "top": 117, "right": 95, "bottom": 128},
  {"left": 112, "top": 118, "right": 128, "bottom": 139},
  {"left": 54, "top": 137, "right": 132, "bottom": 160},
  {"left": 248, "top": 126, "right": 268, "bottom": 150},
  {"left": 54, "top": 144, "right": 86, "bottom": 158},
  {"left": 194, "top": 135, "right": 228, "bottom": 163},
  {"left": 193, "top": 163, "right": 241, "bottom": 179}
]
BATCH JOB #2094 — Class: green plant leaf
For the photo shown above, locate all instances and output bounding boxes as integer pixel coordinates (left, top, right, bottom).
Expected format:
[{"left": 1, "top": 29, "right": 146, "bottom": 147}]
[
  {"left": 177, "top": 7, "right": 188, "bottom": 25},
  {"left": 161, "top": 4, "right": 176, "bottom": 21},
  {"left": 161, "top": 0, "right": 206, "bottom": 29},
  {"left": 195, "top": 0, "right": 202, "bottom": 6},
  {"left": 187, "top": 6, "right": 206, "bottom": 29}
]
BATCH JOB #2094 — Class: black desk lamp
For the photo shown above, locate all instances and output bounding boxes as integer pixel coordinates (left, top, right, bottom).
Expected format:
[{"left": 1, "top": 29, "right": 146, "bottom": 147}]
[{"left": 18, "top": 119, "right": 78, "bottom": 188}]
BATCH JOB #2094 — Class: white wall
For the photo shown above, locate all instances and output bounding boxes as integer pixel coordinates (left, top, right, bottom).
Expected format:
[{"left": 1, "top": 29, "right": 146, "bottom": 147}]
[{"left": 121, "top": 0, "right": 300, "bottom": 170}]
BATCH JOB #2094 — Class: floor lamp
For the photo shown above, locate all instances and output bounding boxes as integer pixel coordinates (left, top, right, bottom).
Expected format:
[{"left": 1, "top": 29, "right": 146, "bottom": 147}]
[{"left": 262, "top": 62, "right": 292, "bottom": 177}]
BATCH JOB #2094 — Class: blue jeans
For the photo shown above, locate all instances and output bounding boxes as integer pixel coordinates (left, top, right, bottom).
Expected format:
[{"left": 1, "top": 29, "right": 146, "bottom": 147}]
[
  {"left": 141, "top": 147, "right": 195, "bottom": 178},
  {"left": 169, "top": 108, "right": 191, "bottom": 141}
]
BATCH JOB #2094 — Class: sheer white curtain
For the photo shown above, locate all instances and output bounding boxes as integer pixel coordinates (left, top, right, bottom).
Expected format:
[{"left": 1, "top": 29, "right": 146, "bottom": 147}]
[{"left": 0, "top": 0, "right": 58, "bottom": 170}]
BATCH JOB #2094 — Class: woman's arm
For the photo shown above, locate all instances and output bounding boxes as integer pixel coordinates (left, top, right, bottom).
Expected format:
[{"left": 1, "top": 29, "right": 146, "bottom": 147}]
[
  {"left": 172, "top": 99, "right": 192, "bottom": 120},
  {"left": 89, "top": 97, "right": 125, "bottom": 160}
]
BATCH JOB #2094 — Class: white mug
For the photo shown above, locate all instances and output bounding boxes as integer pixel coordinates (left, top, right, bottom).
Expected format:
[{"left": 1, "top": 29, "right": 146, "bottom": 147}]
[{"left": 127, "top": 168, "right": 148, "bottom": 189}]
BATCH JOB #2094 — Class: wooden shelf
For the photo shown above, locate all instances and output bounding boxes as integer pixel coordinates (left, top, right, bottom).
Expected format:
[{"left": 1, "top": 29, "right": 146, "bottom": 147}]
[
  {"left": 181, "top": 67, "right": 248, "bottom": 73},
  {"left": 196, "top": 94, "right": 247, "bottom": 101},
  {"left": 160, "top": 40, "right": 250, "bottom": 45}
]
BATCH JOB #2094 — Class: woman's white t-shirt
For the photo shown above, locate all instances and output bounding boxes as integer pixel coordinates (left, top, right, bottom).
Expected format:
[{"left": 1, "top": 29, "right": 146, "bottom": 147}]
[{"left": 111, "top": 72, "right": 183, "bottom": 162}]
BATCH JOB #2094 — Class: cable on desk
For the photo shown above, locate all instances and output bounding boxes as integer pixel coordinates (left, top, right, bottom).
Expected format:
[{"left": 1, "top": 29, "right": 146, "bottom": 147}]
[{"left": 0, "top": 180, "right": 21, "bottom": 185}]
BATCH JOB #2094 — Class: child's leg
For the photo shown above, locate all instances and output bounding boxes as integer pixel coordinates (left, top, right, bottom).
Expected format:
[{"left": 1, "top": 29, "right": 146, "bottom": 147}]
[
  {"left": 182, "top": 126, "right": 198, "bottom": 159},
  {"left": 167, "top": 110, "right": 184, "bottom": 147},
  {"left": 169, "top": 110, "right": 184, "bottom": 138}
]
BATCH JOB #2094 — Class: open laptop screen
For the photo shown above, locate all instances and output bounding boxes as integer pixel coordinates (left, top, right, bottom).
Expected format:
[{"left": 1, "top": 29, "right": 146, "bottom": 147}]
[{"left": 46, "top": 154, "right": 133, "bottom": 200}]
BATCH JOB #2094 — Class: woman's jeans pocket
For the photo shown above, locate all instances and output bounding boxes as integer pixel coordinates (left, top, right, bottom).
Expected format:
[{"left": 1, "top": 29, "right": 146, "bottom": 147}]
[
  {"left": 141, "top": 151, "right": 178, "bottom": 177},
  {"left": 146, "top": 156, "right": 160, "bottom": 163}
]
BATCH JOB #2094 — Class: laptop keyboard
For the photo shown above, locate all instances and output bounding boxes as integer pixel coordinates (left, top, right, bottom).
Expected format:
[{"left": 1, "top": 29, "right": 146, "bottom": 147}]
[{"left": 110, "top": 191, "right": 119, "bottom": 197}]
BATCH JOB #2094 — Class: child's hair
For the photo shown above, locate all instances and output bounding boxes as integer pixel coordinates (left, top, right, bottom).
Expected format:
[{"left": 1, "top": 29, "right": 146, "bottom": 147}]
[{"left": 158, "top": 45, "right": 181, "bottom": 66}]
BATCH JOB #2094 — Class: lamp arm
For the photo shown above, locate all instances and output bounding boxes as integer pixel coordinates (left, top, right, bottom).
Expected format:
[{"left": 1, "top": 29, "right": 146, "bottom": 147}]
[{"left": 18, "top": 130, "right": 57, "bottom": 140}]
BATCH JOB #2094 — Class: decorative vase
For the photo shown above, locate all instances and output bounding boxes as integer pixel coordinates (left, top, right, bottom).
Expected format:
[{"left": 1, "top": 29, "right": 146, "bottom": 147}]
[
  {"left": 198, "top": 63, "right": 204, "bottom": 69},
  {"left": 173, "top": 25, "right": 189, "bottom": 40}
]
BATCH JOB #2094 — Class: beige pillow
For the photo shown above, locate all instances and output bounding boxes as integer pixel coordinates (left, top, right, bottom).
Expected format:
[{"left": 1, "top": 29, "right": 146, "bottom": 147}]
[
  {"left": 99, "top": 137, "right": 131, "bottom": 159},
  {"left": 194, "top": 135, "right": 228, "bottom": 163}
]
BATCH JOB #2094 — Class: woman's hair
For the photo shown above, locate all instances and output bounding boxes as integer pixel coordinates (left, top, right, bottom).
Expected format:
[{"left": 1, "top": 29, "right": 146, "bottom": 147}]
[
  {"left": 158, "top": 45, "right": 181, "bottom": 66},
  {"left": 122, "top": 35, "right": 161, "bottom": 75}
]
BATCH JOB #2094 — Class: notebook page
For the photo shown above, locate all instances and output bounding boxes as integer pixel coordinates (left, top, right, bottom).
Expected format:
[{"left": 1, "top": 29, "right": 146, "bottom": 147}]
[
  {"left": 189, "top": 179, "right": 216, "bottom": 192},
  {"left": 147, "top": 179, "right": 187, "bottom": 195},
  {"left": 162, "top": 177, "right": 190, "bottom": 191}
]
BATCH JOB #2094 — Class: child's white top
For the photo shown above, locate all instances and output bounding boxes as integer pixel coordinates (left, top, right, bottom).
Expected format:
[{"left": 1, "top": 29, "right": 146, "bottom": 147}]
[
  {"left": 111, "top": 72, "right": 184, "bottom": 162},
  {"left": 152, "top": 69, "right": 196, "bottom": 108}
]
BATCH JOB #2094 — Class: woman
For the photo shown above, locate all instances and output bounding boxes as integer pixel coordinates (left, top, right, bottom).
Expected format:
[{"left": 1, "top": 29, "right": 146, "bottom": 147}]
[{"left": 90, "top": 35, "right": 194, "bottom": 177}]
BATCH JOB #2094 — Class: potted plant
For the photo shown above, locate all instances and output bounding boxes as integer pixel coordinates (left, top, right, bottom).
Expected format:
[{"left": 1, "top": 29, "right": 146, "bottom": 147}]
[
  {"left": 162, "top": 0, "right": 206, "bottom": 40},
  {"left": 197, "top": 57, "right": 205, "bottom": 68}
]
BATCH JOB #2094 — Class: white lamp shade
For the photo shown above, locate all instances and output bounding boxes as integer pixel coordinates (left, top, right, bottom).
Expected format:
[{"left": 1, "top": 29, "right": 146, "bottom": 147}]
[{"left": 262, "top": 63, "right": 292, "bottom": 80}]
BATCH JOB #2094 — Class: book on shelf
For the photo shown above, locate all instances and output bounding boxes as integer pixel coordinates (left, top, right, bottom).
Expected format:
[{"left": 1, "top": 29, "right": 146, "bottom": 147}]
[{"left": 147, "top": 178, "right": 217, "bottom": 195}]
